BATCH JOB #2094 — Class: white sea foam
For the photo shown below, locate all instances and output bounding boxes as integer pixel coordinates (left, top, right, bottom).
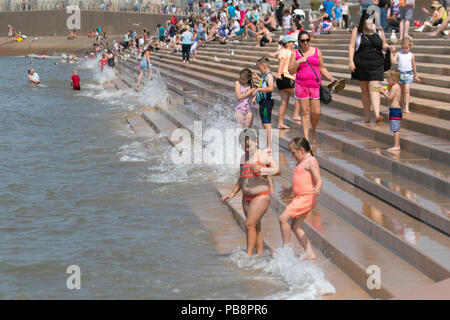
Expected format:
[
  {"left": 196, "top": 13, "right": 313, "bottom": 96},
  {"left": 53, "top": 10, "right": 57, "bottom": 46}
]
[{"left": 229, "top": 245, "right": 335, "bottom": 300}]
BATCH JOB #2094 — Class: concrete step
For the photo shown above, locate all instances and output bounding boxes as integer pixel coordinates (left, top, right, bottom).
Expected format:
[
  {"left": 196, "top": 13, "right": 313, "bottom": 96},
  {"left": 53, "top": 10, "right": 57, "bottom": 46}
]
[
  {"left": 145, "top": 53, "right": 450, "bottom": 167},
  {"left": 146, "top": 72, "right": 438, "bottom": 299},
  {"left": 120, "top": 58, "right": 450, "bottom": 235},
  {"left": 127, "top": 81, "right": 373, "bottom": 300},
  {"left": 152, "top": 50, "right": 450, "bottom": 119},
  {"left": 126, "top": 114, "right": 157, "bottom": 137}
]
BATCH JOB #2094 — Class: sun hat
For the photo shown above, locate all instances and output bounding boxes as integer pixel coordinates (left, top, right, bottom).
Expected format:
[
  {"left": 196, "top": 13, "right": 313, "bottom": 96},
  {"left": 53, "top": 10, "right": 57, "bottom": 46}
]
[
  {"left": 282, "top": 34, "right": 295, "bottom": 43},
  {"left": 430, "top": 1, "right": 441, "bottom": 8}
]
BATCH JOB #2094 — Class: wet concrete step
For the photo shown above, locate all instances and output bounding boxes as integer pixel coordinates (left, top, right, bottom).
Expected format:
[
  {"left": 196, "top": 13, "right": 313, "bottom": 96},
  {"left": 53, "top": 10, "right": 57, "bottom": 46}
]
[
  {"left": 148, "top": 62, "right": 450, "bottom": 235},
  {"left": 134, "top": 84, "right": 373, "bottom": 300},
  {"left": 126, "top": 114, "right": 157, "bottom": 137},
  {"left": 150, "top": 51, "right": 450, "bottom": 120},
  {"left": 146, "top": 55, "right": 450, "bottom": 175},
  {"left": 152, "top": 85, "right": 419, "bottom": 299},
  {"left": 154, "top": 73, "right": 450, "bottom": 282},
  {"left": 141, "top": 107, "right": 179, "bottom": 135}
]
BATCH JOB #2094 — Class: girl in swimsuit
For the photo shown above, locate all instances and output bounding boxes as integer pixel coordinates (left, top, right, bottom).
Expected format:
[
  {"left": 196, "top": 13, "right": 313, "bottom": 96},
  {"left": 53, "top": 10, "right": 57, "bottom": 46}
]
[
  {"left": 235, "top": 69, "right": 256, "bottom": 129},
  {"left": 99, "top": 53, "right": 108, "bottom": 72},
  {"left": 137, "top": 48, "right": 152, "bottom": 88},
  {"left": 278, "top": 137, "right": 322, "bottom": 260},
  {"left": 221, "top": 129, "right": 280, "bottom": 256}
]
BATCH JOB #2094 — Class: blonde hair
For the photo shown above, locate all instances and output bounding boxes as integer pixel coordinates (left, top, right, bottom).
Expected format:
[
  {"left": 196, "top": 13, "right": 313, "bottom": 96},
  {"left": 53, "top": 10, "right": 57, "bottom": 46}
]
[
  {"left": 386, "top": 70, "right": 400, "bottom": 82},
  {"left": 401, "top": 38, "right": 413, "bottom": 48}
]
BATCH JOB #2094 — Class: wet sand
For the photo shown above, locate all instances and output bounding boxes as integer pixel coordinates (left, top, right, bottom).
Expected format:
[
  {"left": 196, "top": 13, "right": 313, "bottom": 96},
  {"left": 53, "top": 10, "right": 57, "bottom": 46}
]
[{"left": 0, "top": 36, "right": 121, "bottom": 57}]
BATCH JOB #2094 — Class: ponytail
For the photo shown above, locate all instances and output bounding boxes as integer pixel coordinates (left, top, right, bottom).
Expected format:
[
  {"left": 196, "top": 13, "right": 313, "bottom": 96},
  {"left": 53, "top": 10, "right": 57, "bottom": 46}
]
[{"left": 289, "top": 137, "right": 313, "bottom": 156}]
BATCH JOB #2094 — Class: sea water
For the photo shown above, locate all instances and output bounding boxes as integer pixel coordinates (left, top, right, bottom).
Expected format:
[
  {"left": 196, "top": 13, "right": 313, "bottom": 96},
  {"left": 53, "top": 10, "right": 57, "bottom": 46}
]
[{"left": 0, "top": 56, "right": 334, "bottom": 299}]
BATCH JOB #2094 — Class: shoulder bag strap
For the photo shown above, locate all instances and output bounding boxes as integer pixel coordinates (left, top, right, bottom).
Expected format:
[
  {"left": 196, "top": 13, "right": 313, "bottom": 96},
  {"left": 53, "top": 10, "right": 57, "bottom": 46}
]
[{"left": 299, "top": 50, "right": 320, "bottom": 85}]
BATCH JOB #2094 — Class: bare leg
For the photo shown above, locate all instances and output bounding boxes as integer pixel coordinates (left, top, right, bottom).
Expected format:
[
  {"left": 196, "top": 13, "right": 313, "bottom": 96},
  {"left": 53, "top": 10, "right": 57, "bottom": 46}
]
[
  {"left": 400, "top": 83, "right": 406, "bottom": 110},
  {"left": 136, "top": 71, "right": 144, "bottom": 87},
  {"left": 404, "top": 19, "right": 410, "bottom": 39},
  {"left": 245, "top": 195, "right": 270, "bottom": 256},
  {"left": 293, "top": 215, "right": 316, "bottom": 260},
  {"left": 235, "top": 112, "right": 246, "bottom": 128},
  {"left": 278, "top": 89, "right": 291, "bottom": 129},
  {"left": 369, "top": 80, "right": 381, "bottom": 120},
  {"left": 279, "top": 209, "right": 293, "bottom": 245},
  {"left": 359, "top": 81, "right": 371, "bottom": 122},
  {"left": 263, "top": 123, "right": 273, "bottom": 151},
  {"left": 246, "top": 112, "right": 254, "bottom": 129},
  {"left": 310, "top": 98, "right": 321, "bottom": 144},
  {"left": 388, "top": 131, "right": 401, "bottom": 152},
  {"left": 147, "top": 71, "right": 152, "bottom": 85},
  {"left": 300, "top": 99, "right": 311, "bottom": 141},
  {"left": 292, "top": 99, "right": 301, "bottom": 121},
  {"left": 403, "top": 83, "right": 410, "bottom": 113},
  {"left": 399, "top": 19, "right": 405, "bottom": 39}
]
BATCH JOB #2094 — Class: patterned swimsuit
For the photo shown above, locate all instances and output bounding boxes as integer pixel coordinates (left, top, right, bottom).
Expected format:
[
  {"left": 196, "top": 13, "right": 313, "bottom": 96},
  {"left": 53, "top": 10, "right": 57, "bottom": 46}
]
[{"left": 235, "top": 85, "right": 254, "bottom": 115}]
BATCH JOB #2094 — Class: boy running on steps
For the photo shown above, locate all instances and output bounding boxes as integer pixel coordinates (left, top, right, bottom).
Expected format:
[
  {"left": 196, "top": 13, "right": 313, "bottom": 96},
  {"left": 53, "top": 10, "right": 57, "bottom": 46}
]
[
  {"left": 253, "top": 57, "right": 275, "bottom": 152},
  {"left": 380, "top": 70, "right": 402, "bottom": 152},
  {"left": 278, "top": 137, "right": 321, "bottom": 261}
]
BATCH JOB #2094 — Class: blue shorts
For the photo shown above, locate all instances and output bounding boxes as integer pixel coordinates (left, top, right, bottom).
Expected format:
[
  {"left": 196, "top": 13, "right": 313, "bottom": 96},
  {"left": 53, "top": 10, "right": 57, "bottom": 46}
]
[
  {"left": 259, "top": 99, "right": 274, "bottom": 124},
  {"left": 389, "top": 107, "right": 402, "bottom": 132},
  {"left": 399, "top": 70, "right": 414, "bottom": 84},
  {"left": 198, "top": 31, "right": 206, "bottom": 40},
  {"left": 236, "top": 28, "right": 245, "bottom": 36}
]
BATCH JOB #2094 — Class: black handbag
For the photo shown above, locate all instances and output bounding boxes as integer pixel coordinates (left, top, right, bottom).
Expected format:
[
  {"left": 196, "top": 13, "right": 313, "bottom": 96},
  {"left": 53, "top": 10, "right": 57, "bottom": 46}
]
[{"left": 298, "top": 51, "right": 332, "bottom": 104}]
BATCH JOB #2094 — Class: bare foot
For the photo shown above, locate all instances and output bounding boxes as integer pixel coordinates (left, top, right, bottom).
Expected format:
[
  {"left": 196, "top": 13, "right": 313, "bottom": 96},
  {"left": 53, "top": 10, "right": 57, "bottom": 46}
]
[
  {"left": 292, "top": 116, "right": 301, "bottom": 122},
  {"left": 300, "top": 252, "right": 317, "bottom": 261},
  {"left": 277, "top": 124, "right": 290, "bottom": 129},
  {"left": 388, "top": 146, "right": 401, "bottom": 152},
  {"left": 375, "top": 116, "right": 384, "bottom": 123},
  {"left": 404, "top": 109, "right": 410, "bottom": 113},
  {"left": 311, "top": 133, "right": 317, "bottom": 144}
]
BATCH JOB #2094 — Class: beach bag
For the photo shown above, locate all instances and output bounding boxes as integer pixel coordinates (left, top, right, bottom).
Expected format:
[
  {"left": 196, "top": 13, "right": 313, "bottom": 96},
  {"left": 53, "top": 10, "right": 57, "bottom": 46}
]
[{"left": 299, "top": 51, "right": 332, "bottom": 104}]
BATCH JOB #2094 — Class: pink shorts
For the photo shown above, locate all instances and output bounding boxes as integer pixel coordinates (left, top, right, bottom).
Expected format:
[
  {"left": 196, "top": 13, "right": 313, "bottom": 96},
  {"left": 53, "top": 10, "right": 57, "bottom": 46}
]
[{"left": 294, "top": 86, "right": 320, "bottom": 100}]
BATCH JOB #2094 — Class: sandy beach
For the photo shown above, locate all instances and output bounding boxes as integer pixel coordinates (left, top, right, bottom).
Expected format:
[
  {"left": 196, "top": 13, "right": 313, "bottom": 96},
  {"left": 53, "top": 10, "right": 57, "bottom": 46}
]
[{"left": 0, "top": 36, "right": 121, "bottom": 57}]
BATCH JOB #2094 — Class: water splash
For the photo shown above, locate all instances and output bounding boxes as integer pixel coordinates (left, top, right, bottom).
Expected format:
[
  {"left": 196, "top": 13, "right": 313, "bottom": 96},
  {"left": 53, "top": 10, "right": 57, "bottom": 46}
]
[{"left": 229, "top": 245, "right": 336, "bottom": 300}]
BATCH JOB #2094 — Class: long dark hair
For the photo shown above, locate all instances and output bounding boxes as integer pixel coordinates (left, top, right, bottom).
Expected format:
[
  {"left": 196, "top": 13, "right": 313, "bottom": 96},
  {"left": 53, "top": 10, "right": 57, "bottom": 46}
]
[
  {"left": 357, "top": 9, "right": 375, "bottom": 34},
  {"left": 239, "top": 68, "right": 253, "bottom": 88},
  {"left": 297, "top": 30, "right": 310, "bottom": 43},
  {"left": 289, "top": 137, "right": 313, "bottom": 156}
]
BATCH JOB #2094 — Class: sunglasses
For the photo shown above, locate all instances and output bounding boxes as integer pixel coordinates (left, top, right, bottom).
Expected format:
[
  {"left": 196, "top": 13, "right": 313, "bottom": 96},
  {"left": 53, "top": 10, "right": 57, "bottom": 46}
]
[{"left": 300, "top": 38, "right": 310, "bottom": 43}]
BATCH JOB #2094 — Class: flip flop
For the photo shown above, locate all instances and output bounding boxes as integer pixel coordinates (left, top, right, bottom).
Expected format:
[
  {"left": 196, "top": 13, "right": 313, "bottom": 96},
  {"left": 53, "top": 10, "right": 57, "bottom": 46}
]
[{"left": 328, "top": 78, "right": 345, "bottom": 93}]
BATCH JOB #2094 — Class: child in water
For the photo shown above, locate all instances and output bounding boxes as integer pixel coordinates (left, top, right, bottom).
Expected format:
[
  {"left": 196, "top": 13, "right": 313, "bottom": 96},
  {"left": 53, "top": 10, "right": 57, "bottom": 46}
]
[
  {"left": 221, "top": 129, "right": 280, "bottom": 256},
  {"left": 70, "top": 69, "right": 81, "bottom": 90},
  {"left": 99, "top": 52, "right": 108, "bottom": 72},
  {"left": 279, "top": 137, "right": 321, "bottom": 261},
  {"left": 235, "top": 69, "right": 256, "bottom": 129},
  {"left": 379, "top": 70, "right": 402, "bottom": 152}
]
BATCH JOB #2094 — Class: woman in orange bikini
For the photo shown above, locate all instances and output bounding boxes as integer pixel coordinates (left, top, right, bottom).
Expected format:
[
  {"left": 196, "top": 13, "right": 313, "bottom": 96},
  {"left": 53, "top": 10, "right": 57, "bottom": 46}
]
[
  {"left": 221, "top": 129, "right": 280, "bottom": 256},
  {"left": 279, "top": 137, "right": 322, "bottom": 260}
]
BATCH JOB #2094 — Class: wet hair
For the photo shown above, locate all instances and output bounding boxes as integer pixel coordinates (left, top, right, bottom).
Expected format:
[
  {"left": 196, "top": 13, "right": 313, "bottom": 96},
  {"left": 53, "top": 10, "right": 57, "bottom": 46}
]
[
  {"left": 289, "top": 137, "right": 313, "bottom": 156},
  {"left": 256, "top": 57, "right": 270, "bottom": 67},
  {"left": 238, "top": 129, "right": 258, "bottom": 149},
  {"left": 239, "top": 68, "right": 253, "bottom": 87},
  {"left": 385, "top": 70, "right": 400, "bottom": 82}
]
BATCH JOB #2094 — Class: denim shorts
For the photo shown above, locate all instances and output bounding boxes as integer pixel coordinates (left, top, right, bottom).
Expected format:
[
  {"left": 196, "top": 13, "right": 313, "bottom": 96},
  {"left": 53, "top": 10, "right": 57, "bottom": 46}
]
[
  {"left": 399, "top": 70, "right": 414, "bottom": 84},
  {"left": 390, "top": 119, "right": 401, "bottom": 132}
]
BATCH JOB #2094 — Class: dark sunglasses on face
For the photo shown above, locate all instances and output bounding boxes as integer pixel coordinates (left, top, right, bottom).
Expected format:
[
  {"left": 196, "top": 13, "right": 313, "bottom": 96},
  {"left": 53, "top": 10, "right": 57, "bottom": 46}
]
[{"left": 300, "top": 38, "right": 310, "bottom": 43}]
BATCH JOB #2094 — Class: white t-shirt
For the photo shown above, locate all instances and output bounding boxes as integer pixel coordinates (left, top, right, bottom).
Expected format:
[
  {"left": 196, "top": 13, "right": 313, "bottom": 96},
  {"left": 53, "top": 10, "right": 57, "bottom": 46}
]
[
  {"left": 342, "top": 4, "right": 349, "bottom": 15},
  {"left": 139, "top": 38, "right": 144, "bottom": 46},
  {"left": 283, "top": 15, "right": 291, "bottom": 29},
  {"left": 398, "top": 51, "right": 413, "bottom": 72}
]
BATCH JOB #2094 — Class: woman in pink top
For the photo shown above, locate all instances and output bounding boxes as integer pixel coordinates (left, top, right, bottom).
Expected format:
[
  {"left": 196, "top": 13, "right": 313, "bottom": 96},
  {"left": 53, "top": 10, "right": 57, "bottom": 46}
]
[
  {"left": 279, "top": 137, "right": 322, "bottom": 261},
  {"left": 288, "top": 31, "right": 336, "bottom": 144}
]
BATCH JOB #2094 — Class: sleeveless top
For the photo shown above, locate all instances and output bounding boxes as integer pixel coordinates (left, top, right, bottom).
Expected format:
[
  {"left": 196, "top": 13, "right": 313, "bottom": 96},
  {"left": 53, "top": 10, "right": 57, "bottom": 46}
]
[
  {"left": 398, "top": 51, "right": 412, "bottom": 72},
  {"left": 292, "top": 157, "right": 317, "bottom": 196},
  {"left": 354, "top": 31, "right": 384, "bottom": 67},
  {"left": 256, "top": 72, "right": 273, "bottom": 102},
  {"left": 240, "top": 154, "right": 268, "bottom": 178},
  {"left": 295, "top": 48, "right": 321, "bottom": 89}
]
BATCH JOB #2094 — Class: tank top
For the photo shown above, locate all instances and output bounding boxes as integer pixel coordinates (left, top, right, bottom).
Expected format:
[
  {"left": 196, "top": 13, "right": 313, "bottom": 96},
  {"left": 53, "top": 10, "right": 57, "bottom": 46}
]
[
  {"left": 292, "top": 157, "right": 317, "bottom": 196},
  {"left": 256, "top": 72, "right": 273, "bottom": 103},
  {"left": 398, "top": 51, "right": 412, "bottom": 72},
  {"left": 295, "top": 48, "right": 321, "bottom": 89}
]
